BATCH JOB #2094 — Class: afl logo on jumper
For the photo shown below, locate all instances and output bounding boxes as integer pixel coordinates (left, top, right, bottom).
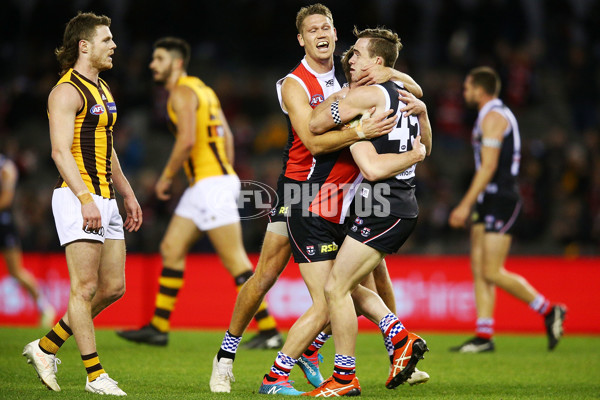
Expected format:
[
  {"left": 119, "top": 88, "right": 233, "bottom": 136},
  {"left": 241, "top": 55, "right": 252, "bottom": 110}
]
[
  {"left": 90, "top": 104, "right": 105, "bottom": 115},
  {"left": 309, "top": 94, "right": 325, "bottom": 107}
]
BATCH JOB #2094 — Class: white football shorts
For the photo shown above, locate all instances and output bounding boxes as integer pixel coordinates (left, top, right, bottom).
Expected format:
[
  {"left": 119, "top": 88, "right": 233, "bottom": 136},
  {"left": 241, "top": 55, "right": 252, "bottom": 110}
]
[
  {"left": 175, "top": 174, "right": 241, "bottom": 231},
  {"left": 52, "top": 187, "right": 124, "bottom": 246}
]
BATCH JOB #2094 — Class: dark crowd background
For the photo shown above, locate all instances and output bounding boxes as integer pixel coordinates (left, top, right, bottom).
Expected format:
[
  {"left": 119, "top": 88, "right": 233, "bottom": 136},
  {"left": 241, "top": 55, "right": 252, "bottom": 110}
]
[{"left": 0, "top": 0, "right": 598, "bottom": 256}]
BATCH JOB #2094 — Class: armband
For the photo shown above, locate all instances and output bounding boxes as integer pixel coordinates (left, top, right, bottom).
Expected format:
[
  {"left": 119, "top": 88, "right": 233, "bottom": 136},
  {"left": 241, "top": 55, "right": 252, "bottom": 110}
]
[
  {"left": 482, "top": 138, "right": 502, "bottom": 148},
  {"left": 331, "top": 100, "right": 343, "bottom": 125}
]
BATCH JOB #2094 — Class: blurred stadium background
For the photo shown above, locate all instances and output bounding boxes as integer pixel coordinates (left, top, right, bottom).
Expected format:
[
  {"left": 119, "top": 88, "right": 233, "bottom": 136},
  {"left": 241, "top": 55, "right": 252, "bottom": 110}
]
[{"left": 0, "top": 1, "right": 598, "bottom": 330}]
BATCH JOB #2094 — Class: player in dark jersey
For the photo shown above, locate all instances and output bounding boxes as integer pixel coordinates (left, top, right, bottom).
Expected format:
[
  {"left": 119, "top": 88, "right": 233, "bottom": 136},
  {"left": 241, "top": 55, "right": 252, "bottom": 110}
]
[
  {"left": 303, "top": 27, "right": 432, "bottom": 396},
  {"left": 448, "top": 67, "right": 567, "bottom": 353},
  {"left": 212, "top": 3, "right": 426, "bottom": 395},
  {"left": 22, "top": 12, "right": 142, "bottom": 396},
  {"left": 0, "top": 155, "right": 55, "bottom": 327}
]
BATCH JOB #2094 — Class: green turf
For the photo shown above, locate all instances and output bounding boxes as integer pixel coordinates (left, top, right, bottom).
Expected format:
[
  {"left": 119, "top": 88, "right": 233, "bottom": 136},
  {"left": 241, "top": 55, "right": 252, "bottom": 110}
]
[{"left": 1, "top": 327, "right": 599, "bottom": 399}]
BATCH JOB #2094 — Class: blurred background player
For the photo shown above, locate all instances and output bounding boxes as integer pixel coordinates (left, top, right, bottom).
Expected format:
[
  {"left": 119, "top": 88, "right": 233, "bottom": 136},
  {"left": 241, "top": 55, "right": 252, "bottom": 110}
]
[
  {"left": 116, "top": 37, "right": 282, "bottom": 349},
  {"left": 448, "top": 66, "right": 567, "bottom": 353},
  {"left": 22, "top": 11, "right": 142, "bottom": 396},
  {"left": 0, "top": 153, "right": 55, "bottom": 327}
]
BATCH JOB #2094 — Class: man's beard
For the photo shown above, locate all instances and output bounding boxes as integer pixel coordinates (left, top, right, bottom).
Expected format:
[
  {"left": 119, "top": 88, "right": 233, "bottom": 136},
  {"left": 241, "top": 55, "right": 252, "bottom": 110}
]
[
  {"left": 152, "top": 66, "right": 172, "bottom": 85},
  {"left": 90, "top": 52, "right": 112, "bottom": 72}
]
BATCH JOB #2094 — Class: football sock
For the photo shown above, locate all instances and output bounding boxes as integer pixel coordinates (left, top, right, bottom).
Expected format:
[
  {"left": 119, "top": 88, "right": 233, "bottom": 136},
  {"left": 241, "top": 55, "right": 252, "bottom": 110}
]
[
  {"left": 82, "top": 352, "right": 105, "bottom": 382},
  {"left": 476, "top": 318, "right": 494, "bottom": 340},
  {"left": 529, "top": 294, "right": 551, "bottom": 315},
  {"left": 39, "top": 319, "right": 72, "bottom": 355},
  {"left": 217, "top": 330, "right": 242, "bottom": 361},
  {"left": 304, "top": 331, "right": 331, "bottom": 356},
  {"left": 379, "top": 313, "right": 407, "bottom": 348},
  {"left": 383, "top": 334, "right": 394, "bottom": 363},
  {"left": 333, "top": 354, "right": 356, "bottom": 384},
  {"left": 266, "top": 352, "right": 296, "bottom": 381},
  {"left": 150, "top": 267, "right": 184, "bottom": 333},
  {"left": 235, "top": 271, "right": 278, "bottom": 335}
]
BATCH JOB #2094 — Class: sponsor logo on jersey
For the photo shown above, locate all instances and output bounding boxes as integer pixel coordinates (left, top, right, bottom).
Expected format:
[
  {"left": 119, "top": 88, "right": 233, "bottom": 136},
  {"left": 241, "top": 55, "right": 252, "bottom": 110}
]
[
  {"left": 90, "top": 104, "right": 105, "bottom": 115},
  {"left": 309, "top": 94, "right": 325, "bottom": 107},
  {"left": 325, "top": 79, "right": 334, "bottom": 87},
  {"left": 361, "top": 187, "right": 370, "bottom": 198},
  {"left": 106, "top": 102, "right": 117, "bottom": 113},
  {"left": 361, "top": 227, "right": 371, "bottom": 237},
  {"left": 101, "top": 94, "right": 107, "bottom": 100},
  {"left": 354, "top": 217, "right": 363, "bottom": 225},
  {"left": 351, "top": 225, "right": 358, "bottom": 232},
  {"left": 306, "top": 245, "right": 315, "bottom": 256},
  {"left": 319, "top": 242, "right": 338, "bottom": 254}
]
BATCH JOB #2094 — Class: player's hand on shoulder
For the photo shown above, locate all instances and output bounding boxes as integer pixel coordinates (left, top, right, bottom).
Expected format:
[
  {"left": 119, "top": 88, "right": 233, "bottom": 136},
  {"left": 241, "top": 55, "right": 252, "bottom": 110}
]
[
  {"left": 361, "top": 107, "right": 397, "bottom": 139},
  {"left": 398, "top": 89, "right": 427, "bottom": 117}
]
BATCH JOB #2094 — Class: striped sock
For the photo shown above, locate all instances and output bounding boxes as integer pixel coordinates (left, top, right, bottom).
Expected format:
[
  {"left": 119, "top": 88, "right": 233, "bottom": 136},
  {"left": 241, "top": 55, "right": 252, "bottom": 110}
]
[
  {"left": 529, "top": 294, "right": 551, "bottom": 316},
  {"left": 266, "top": 352, "right": 296, "bottom": 381},
  {"left": 383, "top": 334, "right": 394, "bottom": 363},
  {"left": 304, "top": 331, "right": 331, "bottom": 356},
  {"left": 217, "top": 330, "right": 242, "bottom": 361},
  {"left": 150, "top": 267, "right": 184, "bottom": 333},
  {"left": 82, "top": 352, "right": 105, "bottom": 382},
  {"left": 235, "top": 271, "right": 278, "bottom": 336},
  {"left": 39, "top": 319, "right": 72, "bottom": 355},
  {"left": 379, "top": 313, "right": 406, "bottom": 348},
  {"left": 476, "top": 318, "right": 494, "bottom": 339},
  {"left": 333, "top": 354, "right": 356, "bottom": 384}
]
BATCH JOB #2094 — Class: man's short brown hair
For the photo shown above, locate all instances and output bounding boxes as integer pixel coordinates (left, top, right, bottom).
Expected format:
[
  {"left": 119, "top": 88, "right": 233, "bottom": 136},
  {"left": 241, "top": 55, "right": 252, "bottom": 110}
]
[
  {"left": 295, "top": 3, "right": 333, "bottom": 34},
  {"left": 468, "top": 66, "right": 501, "bottom": 96},
  {"left": 352, "top": 26, "right": 402, "bottom": 68}
]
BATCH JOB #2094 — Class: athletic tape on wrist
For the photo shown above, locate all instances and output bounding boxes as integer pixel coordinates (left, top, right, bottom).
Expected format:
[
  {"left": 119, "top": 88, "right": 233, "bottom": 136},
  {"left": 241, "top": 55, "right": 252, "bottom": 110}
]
[
  {"left": 356, "top": 120, "right": 366, "bottom": 139},
  {"left": 77, "top": 192, "right": 94, "bottom": 205}
]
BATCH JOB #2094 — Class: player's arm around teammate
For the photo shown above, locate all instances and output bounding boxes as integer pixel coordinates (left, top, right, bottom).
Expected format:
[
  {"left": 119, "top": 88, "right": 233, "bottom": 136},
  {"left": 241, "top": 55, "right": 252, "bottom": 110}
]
[{"left": 280, "top": 77, "right": 397, "bottom": 156}]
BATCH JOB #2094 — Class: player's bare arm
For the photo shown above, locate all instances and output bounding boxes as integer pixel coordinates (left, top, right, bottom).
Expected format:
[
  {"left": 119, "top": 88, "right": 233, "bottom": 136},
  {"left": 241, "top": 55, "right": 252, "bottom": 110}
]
[
  {"left": 0, "top": 160, "right": 17, "bottom": 210},
  {"left": 111, "top": 148, "right": 142, "bottom": 232},
  {"left": 449, "top": 111, "right": 507, "bottom": 228},
  {"left": 356, "top": 65, "right": 423, "bottom": 98},
  {"left": 309, "top": 85, "right": 389, "bottom": 134},
  {"left": 155, "top": 85, "right": 198, "bottom": 200},
  {"left": 282, "top": 78, "right": 394, "bottom": 156},
  {"left": 350, "top": 135, "right": 426, "bottom": 181},
  {"left": 219, "top": 109, "right": 235, "bottom": 165},
  {"left": 398, "top": 89, "right": 432, "bottom": 155},
  {"left": 48, "top": 83, "right": 102, "bottom": 231}
]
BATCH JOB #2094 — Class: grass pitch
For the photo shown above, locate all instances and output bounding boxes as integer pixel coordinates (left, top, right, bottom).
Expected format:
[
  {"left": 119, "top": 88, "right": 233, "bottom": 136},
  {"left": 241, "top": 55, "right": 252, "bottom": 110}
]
[{"left": 1, "top": 327, "right": 599, "bottom": 399}]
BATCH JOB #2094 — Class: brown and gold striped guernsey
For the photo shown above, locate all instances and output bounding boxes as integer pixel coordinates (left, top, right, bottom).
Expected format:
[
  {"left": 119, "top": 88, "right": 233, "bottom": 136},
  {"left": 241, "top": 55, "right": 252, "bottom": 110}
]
[
  {"left": 166, "top": 76, "right": 235, "bottom": 185},
  {"left": 51, "top": 68, "right": 116, "bottom": 199}
]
